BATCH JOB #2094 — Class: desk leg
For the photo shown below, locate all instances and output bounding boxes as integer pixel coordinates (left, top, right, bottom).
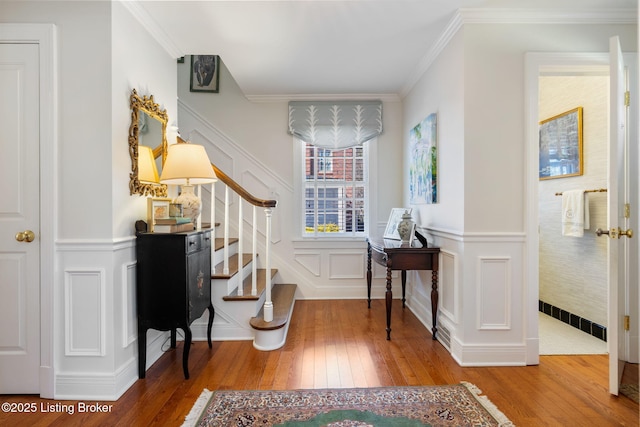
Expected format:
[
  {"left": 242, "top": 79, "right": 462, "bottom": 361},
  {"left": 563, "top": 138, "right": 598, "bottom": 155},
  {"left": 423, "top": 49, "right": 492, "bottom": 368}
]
[
  {"left": 182, "top": 326, "right": 192, "bottom": 379},
  {"left": 137, "top": 325, "right": 147, "bottom": 379},
  {"left": 401, "top": 270, "right": 407, "bottom": 308},
  {"left": 385, "top": 265, "right": 392, "bottom": 340},
  {"left": 431, "top": 269, "right": 438, "bottom": 340},
  {"left": 366, "top": 242, "right": 372, "bottom": 308},
  {"left": 206, "top": 304, "right": 215, "bottom": 349}
]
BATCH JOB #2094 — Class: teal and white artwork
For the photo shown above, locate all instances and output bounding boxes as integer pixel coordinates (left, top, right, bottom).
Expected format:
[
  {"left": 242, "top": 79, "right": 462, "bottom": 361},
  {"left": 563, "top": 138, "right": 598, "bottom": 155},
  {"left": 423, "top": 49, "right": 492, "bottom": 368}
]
[{"left": 409, "top": 113, "right": 437, "bottom": 204}]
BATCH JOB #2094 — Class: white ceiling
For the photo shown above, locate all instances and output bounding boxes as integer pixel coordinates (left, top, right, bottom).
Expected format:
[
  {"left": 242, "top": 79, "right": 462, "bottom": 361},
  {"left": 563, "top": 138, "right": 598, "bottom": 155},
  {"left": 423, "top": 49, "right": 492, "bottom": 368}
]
[{"left": 130, "top": 0, "right": 637, "bottom": 99}]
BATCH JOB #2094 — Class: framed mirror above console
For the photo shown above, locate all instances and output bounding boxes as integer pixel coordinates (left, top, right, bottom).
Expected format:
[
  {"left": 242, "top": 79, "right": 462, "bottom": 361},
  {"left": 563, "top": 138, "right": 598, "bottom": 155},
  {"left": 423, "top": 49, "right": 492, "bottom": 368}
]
[{"left": 129, "top": 89, "right": 169, "bottom": 197}]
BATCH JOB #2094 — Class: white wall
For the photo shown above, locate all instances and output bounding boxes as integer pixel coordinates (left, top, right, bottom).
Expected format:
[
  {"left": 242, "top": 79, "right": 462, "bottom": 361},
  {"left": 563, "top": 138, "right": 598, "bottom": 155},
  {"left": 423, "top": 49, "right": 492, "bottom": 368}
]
[
  {"left": 176, "top": 57, "right": 405, "bottom": 301},
  {"left": 0, "top": 0, "right": 178, "bottom": 400},
  {"left": 403, "top": 17, "right": 637, "bottom": 365}
]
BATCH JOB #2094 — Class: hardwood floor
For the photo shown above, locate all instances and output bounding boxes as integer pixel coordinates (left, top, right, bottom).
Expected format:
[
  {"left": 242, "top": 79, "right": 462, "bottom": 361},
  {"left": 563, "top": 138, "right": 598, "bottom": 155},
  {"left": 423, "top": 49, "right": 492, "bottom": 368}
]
[{"left": 1, "top": 299, "right": 638, "bottom": 426}]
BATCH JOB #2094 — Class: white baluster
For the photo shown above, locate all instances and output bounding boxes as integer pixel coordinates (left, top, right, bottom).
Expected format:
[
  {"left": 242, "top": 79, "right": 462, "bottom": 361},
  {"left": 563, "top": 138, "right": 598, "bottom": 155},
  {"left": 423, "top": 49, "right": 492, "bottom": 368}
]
[
  {"left": 237, "top": 196, "right": 243, "bottom": 296},
  {"left": 263, "top": 208, "right": 273, "bottom": 322},
  {"left": 252, "top": 206, "right": 257, "bottom": 296},
  {"left": 223, "top": 186, "right": 230, "bottom": 275}
]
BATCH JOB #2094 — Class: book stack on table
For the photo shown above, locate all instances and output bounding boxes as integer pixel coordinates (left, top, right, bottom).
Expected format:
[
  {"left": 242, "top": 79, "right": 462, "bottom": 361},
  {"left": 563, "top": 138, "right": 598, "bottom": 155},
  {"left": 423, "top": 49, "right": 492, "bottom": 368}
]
[{"left": 153, "top": 217, "right": 194, "bottom": 233}]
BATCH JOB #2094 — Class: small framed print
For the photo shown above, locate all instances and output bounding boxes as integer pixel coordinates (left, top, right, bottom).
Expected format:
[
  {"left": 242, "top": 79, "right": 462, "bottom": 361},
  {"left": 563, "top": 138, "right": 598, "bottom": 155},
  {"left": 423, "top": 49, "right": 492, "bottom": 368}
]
[
  {"left": 539, "top": 107, "right": 583, "bottom": 180},
  {"left": 384, "top": 208, "right": 412, "bottom": 240},
  {"left": 190, "top": 55, "right": 220, "bottom": 93},
  {"left": 147, "top": 197, "right": 172, "bottom": 232}
]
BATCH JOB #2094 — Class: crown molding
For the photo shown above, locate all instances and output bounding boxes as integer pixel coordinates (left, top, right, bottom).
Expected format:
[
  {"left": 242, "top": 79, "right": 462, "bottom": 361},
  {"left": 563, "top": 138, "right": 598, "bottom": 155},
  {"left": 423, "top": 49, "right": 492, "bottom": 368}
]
[
  {"left": 458, "top": 7, "right": 637, "bottom": 25},
  {"left": 244, "top": 92, "right": 401, "bottom": 103},
  {"left": 400, "top": 7, "right": 637, "bottom": 98},
  {"left": 120, "top": 0, "right": 183, "bottom": 59}
]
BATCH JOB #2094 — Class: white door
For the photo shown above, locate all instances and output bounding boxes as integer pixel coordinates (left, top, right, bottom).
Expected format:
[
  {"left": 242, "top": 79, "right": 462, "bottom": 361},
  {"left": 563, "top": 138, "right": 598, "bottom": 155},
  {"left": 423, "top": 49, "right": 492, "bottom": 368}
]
[
  {"left": 606, "top": 36, "right": 633, "bottom": 396},
  {"left": 0, "top": 42, "right": 41, "bottom": 393}
]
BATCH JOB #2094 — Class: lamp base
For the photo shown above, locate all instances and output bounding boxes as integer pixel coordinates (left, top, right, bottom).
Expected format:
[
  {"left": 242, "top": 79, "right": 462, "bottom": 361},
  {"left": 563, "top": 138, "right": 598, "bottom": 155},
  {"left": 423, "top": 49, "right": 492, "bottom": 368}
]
[{"left": 175, "top": 185, "right": 200, "bottom": 226}]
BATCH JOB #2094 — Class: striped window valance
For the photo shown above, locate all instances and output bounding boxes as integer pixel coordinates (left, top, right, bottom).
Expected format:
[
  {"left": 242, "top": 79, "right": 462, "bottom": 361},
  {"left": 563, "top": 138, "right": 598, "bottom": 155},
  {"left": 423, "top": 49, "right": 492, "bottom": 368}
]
[{"left": 288, "top": 101, "right": 383, "bottom": 149}]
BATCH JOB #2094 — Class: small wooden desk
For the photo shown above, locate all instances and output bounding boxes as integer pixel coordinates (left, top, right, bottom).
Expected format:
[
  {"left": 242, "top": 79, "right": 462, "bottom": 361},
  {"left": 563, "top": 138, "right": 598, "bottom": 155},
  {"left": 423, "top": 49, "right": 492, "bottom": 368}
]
[{"left": 366, "top": 237, "right": 440, "bottom": 341}]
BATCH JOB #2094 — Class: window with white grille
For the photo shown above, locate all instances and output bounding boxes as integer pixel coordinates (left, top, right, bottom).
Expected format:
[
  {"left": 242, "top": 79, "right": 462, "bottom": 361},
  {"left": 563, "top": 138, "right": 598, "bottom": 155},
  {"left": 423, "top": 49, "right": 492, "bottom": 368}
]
[{"left": 302, "top": 142, "right": 369, "bottom": 236}]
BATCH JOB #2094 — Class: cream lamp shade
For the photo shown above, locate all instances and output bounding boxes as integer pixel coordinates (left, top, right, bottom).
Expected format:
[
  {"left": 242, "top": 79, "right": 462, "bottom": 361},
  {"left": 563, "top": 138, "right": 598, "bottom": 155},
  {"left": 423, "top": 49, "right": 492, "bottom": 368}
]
[
  {"left": 160, "top": 142, "right": 217, "bottom": 226},
  {"left": 160, "top": 142, "right": 217, "bottom": 185},
  {"left": 138, "top": 145, "right": 160, "bottom": 184}
]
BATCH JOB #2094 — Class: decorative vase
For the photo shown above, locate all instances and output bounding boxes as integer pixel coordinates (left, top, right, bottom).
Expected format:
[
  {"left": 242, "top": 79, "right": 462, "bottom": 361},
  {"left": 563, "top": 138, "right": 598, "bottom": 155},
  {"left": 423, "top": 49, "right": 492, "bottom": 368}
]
[
  {"left": 397, "top": 210, "right": 414, "bottom": 243},
  {"left": 175, "top": 185, "right": 200, "bottom": 226}
]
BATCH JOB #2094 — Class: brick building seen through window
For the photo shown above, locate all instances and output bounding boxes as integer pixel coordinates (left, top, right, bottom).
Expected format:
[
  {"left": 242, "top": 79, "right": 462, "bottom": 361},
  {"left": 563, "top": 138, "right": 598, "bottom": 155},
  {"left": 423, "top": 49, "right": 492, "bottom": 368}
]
[{"left": 304, "top": 143, "right": 366, "bottom": 234}]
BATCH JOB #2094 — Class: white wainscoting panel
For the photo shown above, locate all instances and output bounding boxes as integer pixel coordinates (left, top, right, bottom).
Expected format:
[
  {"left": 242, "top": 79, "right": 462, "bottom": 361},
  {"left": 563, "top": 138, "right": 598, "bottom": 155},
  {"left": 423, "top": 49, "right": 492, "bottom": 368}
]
[
  {"left": 476, "top": 257, "right": 511, "bottom": 330},
  {"left": 294, "top": 253, "right": 321, "bottom": 277},
  {"left": 122, "top": 261, "right": 137, "bottom": 348},
  {"left": 328, "top": 252, "right": 365, "bottom": 279},
  {"left": 64, "top": 268, "right": 106, "bottom": 356},
  {"left": 439, "top": 249, "right": 458, "bottom": 323}
]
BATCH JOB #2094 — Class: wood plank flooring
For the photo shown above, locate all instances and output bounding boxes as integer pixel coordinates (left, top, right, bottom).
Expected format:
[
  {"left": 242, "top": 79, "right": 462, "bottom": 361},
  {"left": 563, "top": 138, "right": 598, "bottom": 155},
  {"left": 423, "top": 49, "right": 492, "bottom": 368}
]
[{"left": 1, "top": 299, "right": 638, "bottom": 426}]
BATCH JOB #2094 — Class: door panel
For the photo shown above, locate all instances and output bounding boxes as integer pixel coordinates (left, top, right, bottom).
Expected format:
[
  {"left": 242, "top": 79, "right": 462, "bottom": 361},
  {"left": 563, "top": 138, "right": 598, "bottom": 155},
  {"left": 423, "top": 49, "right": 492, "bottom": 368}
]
[
  {"left": 607, "top": 35, "right": 630, "bottom": 396},
  {"left": 0, "top": 43, "right": 40, "bottom": 393}
]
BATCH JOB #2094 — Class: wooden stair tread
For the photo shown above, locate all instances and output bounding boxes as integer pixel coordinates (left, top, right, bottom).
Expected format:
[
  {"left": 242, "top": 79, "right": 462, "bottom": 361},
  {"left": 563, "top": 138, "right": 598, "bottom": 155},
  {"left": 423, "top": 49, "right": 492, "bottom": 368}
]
[
  {"left": 214, "top": 237, "right": 239, "bottom": 252},
  {"left": 222, "top": 268, "right": 278, "bottom": 301},
  {"left": 250, "top": 284, "right": 297, "bottom": 331},
  {"left": 211, "top": 253, "right": 253, "bottom": 279}
]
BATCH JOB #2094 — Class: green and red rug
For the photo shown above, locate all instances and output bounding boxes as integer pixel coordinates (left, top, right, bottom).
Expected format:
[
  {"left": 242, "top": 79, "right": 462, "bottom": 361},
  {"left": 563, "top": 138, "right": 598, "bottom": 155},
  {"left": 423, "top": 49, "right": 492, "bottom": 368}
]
[{"left": 182, "top": 382, "right": 514, "bottom": 426}]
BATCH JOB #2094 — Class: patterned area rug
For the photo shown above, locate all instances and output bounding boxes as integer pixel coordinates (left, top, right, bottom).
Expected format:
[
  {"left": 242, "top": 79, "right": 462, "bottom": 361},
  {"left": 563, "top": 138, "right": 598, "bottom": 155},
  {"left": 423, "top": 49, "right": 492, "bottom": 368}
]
[
  {"left": 182, "top": 382, "right": 514, "bottom": 427},
  {"left": 620, "top": 383, "right": 639, "bottom": 403}
]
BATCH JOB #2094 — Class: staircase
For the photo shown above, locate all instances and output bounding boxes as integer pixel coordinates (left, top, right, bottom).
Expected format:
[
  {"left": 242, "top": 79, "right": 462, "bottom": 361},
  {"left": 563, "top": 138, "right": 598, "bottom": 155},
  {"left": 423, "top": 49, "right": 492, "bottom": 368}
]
[{"left": 201, "top": 160, "right": 297, "bottom": 351}]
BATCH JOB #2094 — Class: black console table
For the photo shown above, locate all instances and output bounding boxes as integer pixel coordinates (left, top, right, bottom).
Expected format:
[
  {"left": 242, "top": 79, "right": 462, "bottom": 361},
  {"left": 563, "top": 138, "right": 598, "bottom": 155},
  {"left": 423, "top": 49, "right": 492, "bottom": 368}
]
[
  {"left": 136, "top": 229, "right": 214, "bottom": 379},
  {"left": 366, "top": 237, "right": 440, "bottom": 341}
]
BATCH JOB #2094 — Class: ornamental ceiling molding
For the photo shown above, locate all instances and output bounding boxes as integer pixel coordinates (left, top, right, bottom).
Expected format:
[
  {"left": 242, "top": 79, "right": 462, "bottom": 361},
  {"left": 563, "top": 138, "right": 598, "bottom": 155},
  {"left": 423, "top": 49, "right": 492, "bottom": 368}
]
[
  {"left": 399, "top": 7, "right": 636, "bottom": 98},
  {"left": 120, "top": 1, "right": 182, "bottom": 59}
]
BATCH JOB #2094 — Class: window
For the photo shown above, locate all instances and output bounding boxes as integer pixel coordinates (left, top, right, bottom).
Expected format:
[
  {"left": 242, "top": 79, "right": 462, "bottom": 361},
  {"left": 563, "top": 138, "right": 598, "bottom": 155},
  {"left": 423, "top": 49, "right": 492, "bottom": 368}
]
[{"left": 302, "top": 142, "right": 368, "bottom": 236}]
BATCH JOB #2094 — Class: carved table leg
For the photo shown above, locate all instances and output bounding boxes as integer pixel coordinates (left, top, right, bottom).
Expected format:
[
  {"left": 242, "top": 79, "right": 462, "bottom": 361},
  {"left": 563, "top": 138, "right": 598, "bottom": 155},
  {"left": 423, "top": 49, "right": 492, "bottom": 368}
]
[
  {"left": 401, "top": 270, "right": 407, "bottom": 308},
  {"left": 386, "top": 263, "right": 392, "bottom": 340},
  {"left": 431, "top": 269, "right": 438, "bottom": 340},
  {"left": 367, "top": 242, "right": 372, "bottom": 308}
]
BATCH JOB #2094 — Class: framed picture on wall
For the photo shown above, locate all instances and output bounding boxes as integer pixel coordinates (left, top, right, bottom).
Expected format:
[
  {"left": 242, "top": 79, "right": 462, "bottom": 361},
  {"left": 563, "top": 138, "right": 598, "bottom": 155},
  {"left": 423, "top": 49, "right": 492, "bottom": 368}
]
[
  {"left": 539, "top": 107, "right": 583, "bottom": 180},
  {"left": 190, "top": 55, "right": 220, "bottom": 93}
]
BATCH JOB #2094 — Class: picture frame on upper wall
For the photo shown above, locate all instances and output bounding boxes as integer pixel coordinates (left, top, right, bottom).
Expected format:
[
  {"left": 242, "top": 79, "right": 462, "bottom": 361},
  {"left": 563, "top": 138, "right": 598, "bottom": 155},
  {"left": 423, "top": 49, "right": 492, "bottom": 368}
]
[
  {"left": 190, "top": 55, "right": 220, "bottom": 93},
  {"left": 147, "top": 197, "right": 172, "bottom": 232},
  {"left": 384, "top": 208, "right": 412, "bottom": 240},
  {"left": 409, "top": 113, "right": 438, "bottom": 204},
  {"left": 539, "top": 106, "right": 583, "bottom": 180}
]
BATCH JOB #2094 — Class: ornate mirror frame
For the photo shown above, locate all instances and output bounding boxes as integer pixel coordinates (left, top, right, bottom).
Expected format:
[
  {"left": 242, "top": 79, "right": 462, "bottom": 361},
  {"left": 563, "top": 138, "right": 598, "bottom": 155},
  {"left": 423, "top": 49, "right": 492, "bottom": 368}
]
[{"left": 129, "top": 88, "right": 169, "bottom": 197}]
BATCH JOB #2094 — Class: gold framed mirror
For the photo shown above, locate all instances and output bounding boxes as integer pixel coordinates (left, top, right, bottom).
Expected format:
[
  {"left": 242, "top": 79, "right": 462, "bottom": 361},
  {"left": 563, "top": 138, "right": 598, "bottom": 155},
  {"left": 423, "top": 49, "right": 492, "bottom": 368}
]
[{"left": 129, "top": 89, "right": 169, "bottom": 197}]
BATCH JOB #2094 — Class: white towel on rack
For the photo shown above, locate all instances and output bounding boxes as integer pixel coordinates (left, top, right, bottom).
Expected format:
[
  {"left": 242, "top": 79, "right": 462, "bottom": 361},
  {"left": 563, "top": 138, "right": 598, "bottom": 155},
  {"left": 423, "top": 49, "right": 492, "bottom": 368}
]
[{"left": 562, "top": 189, "right": 589, "bottom": 237}]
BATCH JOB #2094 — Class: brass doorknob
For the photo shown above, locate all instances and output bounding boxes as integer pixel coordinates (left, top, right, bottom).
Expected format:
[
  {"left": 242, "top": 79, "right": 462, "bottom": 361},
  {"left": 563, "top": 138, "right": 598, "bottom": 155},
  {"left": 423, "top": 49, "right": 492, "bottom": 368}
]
[
  {"left": 596, "top": 227, "right": 633, "bottom": 239},
  {"left": 15, "top": 230, "right": 35, "bottom": 242},
  {"left": 619, "top": 228, "right": 633, "bottom": 238}
]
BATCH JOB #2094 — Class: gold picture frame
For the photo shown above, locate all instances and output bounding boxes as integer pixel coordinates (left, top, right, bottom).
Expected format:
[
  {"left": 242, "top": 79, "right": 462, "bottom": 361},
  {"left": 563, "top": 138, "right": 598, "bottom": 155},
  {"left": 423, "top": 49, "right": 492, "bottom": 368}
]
[
  {"left": 539, "top": 107, "right": 583, "bottom": 180},
  {"left": 147, "top": 197, "right": 172, "bottom": 232}
]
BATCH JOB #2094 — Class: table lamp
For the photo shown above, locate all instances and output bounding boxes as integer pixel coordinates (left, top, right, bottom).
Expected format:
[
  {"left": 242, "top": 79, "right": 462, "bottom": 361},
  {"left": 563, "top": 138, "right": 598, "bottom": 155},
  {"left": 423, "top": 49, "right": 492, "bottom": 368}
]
[{"left": 160, "top": 140, "right": 217, "bottom": 226}]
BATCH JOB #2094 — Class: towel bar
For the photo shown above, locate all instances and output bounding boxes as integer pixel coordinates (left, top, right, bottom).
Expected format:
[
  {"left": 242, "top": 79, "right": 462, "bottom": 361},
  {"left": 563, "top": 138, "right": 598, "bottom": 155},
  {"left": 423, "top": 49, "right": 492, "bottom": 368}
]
[{"left": 555, "top": 188, "right": 607, "bottom": 196}]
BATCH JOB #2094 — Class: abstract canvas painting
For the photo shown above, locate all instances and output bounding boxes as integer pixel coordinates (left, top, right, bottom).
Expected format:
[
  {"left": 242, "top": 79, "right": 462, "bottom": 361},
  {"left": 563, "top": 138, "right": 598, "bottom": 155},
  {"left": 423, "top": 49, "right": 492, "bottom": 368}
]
[{"left": 409, "top": 113, "right": 437, "bottom": 204}]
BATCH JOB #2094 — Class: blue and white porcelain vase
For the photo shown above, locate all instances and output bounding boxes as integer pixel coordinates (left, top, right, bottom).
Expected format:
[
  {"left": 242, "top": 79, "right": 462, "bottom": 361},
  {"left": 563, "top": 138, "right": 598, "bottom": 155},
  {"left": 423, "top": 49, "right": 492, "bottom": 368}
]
[{"left": 397, "top": 210, "right": 413, "bottom": 243}]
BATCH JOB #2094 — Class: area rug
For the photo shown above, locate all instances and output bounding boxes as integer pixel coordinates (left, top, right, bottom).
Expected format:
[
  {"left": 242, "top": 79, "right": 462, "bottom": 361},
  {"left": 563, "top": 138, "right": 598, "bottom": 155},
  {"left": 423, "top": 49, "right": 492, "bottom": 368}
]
[
  {"left": 182, "top": 382, "right": 514, "bottom": 427},
  {"left": 620, "top": 383, "right": 639, "bottom": 403}
]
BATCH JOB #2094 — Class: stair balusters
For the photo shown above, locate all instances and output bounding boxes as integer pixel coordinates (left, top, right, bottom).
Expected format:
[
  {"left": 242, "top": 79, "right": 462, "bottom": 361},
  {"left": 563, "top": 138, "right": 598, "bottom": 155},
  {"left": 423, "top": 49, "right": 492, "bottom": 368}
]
[{"left": 208, "top": 164, "right": 277, "bottom": 321}]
